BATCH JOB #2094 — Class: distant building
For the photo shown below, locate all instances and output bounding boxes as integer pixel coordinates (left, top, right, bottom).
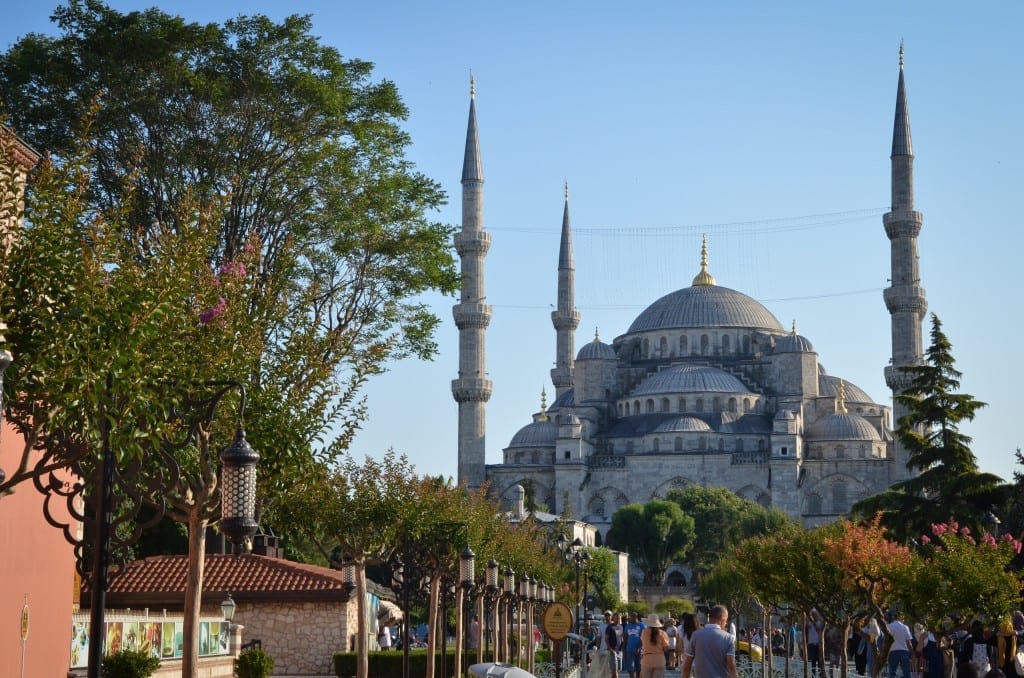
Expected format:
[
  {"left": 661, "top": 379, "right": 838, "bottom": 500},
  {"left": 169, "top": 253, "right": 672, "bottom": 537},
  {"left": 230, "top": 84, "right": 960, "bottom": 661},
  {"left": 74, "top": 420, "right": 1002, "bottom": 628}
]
[{"left": 453, "top": 51, "right": 927, "bottom": 558}]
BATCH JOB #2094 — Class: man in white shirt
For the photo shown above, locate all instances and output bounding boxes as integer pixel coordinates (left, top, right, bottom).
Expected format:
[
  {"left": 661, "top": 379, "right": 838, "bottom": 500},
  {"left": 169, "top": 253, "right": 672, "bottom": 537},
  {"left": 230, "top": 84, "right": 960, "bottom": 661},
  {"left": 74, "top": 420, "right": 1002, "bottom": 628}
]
[{"left": 886, "top": 612, "right": 914, "bottom": 678}]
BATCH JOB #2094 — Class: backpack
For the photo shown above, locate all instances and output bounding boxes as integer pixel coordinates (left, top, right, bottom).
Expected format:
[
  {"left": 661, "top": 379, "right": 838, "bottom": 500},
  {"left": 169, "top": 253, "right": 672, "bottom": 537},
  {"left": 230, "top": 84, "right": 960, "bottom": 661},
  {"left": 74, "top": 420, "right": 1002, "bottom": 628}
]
[{"left": 970, "top": 640, "right": 990, "bottom": 675}]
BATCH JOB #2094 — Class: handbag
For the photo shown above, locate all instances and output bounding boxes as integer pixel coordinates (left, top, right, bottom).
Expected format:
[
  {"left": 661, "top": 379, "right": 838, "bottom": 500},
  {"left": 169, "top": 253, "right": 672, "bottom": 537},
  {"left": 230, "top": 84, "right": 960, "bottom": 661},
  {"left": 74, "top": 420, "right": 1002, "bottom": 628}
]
[{"left": 1014, "top": 647, "right": 1024, "bottom": 677}]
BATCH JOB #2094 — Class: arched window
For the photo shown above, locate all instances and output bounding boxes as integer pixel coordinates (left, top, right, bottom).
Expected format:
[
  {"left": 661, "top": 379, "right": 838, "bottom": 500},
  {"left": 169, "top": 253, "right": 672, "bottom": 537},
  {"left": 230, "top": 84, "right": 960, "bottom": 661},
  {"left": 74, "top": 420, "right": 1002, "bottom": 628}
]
[
  {"left": 700, "top": 334, "right": 709, "bottom": 355},
  {"left": 619, "top": 403, "right": 624, "bottom": 416},
  {"left": 634, "top": 400, "right": 640, "bottom": 414},
  {"left": 674, "top": 437, "right": 683, "bottom": 451},
  {"left": 721, "top": 334, "right": 730, "bottom": 354},
  {"left": 661, "top": 398, "right": 670, "bottom": 412},
  {"left": 695, "top": 398, "right": 704, "bottom": 413},
  {"left": 728, "top": 397, "right": 737, "bottom": 413},
  {"left": 678, "top": 397, "right": 686, "bottom": 412},
  {"left": 591, "top": 496, "right": 606, "bottom": 517},
  {"left": 712, "top": 396, "right": 721, "bottom": 412},
  {"left": 646, "top": 399, "right": 655, "bottom": 413},
  {"left": 832, "top": 483, "right": 848, "bottom": 513},
  {"left": 698, "top": 437, "right": 707, "bottom": 450},
  {"left": 736, "top": 439, "right": 745, "bottom": 452},
  {"left": 742, "top": 335, "right": 751, "bottom": 353},
  {"left": 758, "top": 439, "right": 766, "bottom": 452},
  {"left": 836, "top": 444, "right": 846, "bottom": 459},
  {"left": 659, "top": 336, "right": 668, "bottom": 357},
  {"left": 642, "top": 338, "right": 650, "bottom": 358},
  {"left": 806, "top": 493, "right": 823, "bottom": 514},
  {"left": 718, "top": 438, "right": 725, "bottom": 451},
  {"left": 743, "top": 398, "right": 751, "bottom": 413},
  {"left": 531, "top": 451, "right": 539, "bottom": 463},
  {"left": 652, "top": 438, "right": 660, "bottom": 452},
  {"left": 679, "top": 335, "right": 688, "bottom": 354}
]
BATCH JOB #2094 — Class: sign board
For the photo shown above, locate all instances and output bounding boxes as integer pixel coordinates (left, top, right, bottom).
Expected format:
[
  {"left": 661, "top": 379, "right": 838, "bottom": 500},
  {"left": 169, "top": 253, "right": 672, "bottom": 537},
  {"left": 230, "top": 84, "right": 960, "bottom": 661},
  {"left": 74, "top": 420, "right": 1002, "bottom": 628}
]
[
  {"left": 21, "top": 602, "right": 29, "bottom": 641},
  {"left": 541, "top": 601, "right": 573, "bottom": 641}
]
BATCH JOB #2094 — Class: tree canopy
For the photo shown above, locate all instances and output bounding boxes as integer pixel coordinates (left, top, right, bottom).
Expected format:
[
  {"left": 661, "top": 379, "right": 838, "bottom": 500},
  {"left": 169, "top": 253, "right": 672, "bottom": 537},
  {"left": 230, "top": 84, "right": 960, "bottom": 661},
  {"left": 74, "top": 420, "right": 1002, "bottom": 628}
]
[{"left": 606, "top": 498, "right": 695, "bottom": 585}]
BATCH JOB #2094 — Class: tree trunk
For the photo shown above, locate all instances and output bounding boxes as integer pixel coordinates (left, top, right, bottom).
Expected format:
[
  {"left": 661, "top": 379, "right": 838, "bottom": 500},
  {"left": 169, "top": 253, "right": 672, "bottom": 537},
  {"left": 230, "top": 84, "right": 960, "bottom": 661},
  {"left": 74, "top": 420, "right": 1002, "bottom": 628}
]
[
  {"left": 454, "top": 587, "right": 464, "bottom": 678},
  {"left": 425, "top": 576, "right": 441, "bottom": 678},
  {"left": 356, "top": 561, "right": 368, "bottom": 678},
  {"left": 182, "top": 511, "right": 208, "bottom": 678}
]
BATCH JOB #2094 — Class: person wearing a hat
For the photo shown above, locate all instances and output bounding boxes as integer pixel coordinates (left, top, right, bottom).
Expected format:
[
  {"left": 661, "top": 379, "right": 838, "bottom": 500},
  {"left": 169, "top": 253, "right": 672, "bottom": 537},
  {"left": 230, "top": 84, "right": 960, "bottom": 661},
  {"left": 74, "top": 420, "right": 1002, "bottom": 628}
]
[{"left": 639, "top": 613, "right": 670, "bottom": 678}]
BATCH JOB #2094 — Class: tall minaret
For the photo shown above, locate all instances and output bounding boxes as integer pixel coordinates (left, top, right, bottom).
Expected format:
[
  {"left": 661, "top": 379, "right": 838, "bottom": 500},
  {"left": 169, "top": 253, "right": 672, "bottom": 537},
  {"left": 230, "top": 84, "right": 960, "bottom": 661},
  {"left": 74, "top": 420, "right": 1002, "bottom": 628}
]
[
  {"left": 882, "top": 44, "right": 927, "bottom": 474},
  {"left": 452, "top": 75, "right": 492, "bottom": 489},
  {"left": 550, "top": 181, "right": 580, "bottom": 398}
]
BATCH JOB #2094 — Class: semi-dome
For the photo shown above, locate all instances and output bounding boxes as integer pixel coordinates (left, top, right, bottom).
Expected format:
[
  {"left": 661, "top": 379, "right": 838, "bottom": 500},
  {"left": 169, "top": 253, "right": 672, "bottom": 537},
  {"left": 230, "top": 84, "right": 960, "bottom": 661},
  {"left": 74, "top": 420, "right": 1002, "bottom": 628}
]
[
  {"left": 818, "top": 374, "right": 874, "bottom": 404},
  {"left": 654, "top": 416, "right": 713, "bottom": 433},
  {"left": 508, "top": 420, "right": 558, "bottom": 448},
  {"left": 627, "top": 284, "right": 785, "bottom": 334},
  {"left": 632, "top": 365, "right": 750, "bottom": 396},
  {"left": 808, "top": 413, "right": 881, "bottom": 441}
]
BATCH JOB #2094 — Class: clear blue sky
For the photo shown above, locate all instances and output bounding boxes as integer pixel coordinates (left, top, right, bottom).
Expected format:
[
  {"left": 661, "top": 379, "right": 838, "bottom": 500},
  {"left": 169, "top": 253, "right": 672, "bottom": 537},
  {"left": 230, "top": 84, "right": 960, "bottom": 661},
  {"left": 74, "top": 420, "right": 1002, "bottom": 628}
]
[{"left": 4, "top": 2, "right": 1022, "bottom": 484}]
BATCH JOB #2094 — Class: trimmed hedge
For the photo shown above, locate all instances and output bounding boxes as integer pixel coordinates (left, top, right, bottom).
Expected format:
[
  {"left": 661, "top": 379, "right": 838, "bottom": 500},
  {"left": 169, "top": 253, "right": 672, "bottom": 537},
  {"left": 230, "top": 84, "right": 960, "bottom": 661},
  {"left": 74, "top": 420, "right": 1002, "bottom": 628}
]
[{"left": 334, "top": 650, "right": 480, "bottom": 678}]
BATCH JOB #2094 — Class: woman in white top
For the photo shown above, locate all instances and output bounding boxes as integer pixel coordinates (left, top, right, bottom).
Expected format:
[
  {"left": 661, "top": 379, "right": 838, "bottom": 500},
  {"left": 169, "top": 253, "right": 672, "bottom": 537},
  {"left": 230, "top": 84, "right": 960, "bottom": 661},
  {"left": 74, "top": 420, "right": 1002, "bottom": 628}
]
[{"left": 665, "top": 619, "right": 678, "bottom": 669}]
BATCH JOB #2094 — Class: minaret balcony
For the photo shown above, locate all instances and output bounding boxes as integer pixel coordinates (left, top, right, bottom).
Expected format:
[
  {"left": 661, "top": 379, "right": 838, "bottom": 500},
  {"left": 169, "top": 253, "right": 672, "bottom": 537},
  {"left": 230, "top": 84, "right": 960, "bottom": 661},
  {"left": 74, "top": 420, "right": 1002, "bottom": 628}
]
[
  {"left": 454, "top": 230, "right": 492, "bottom": 256},
  {"left": 883, "top": 210, "right": 923, "bottom": 239},
  {"left": 551, "top": 310, "right": 581, "bottom": 330},
  {"left": 451, "top": 377, "right": 493, "bottom": 402},
  {"left": 884, "top": 364, "right": 919, "bottom": 392},
  {"left": 453, "top": 302, "right": 492, "bottom": 329},
  {"left": 883, "top": 287, "right": 927, "bottom": 316}
]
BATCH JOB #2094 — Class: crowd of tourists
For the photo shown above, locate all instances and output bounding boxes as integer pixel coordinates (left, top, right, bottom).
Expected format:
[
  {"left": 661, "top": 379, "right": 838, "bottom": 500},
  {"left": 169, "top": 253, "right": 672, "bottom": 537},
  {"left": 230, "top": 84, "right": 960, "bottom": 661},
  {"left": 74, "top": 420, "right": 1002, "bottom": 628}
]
[{"left": 581, "top": 607, "right": 1024, "bottom": 678}]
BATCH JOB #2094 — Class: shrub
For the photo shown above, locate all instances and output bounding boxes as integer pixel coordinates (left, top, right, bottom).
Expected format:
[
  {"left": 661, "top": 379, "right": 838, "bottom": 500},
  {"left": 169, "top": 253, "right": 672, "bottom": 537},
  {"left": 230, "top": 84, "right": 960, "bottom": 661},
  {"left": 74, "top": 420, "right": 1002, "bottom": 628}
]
[
  {"left": 101, "top": 649, "right": 161, "bottom": 678},
  {"left": 235, "top": 647, "right": 275, "bottom": 678}
]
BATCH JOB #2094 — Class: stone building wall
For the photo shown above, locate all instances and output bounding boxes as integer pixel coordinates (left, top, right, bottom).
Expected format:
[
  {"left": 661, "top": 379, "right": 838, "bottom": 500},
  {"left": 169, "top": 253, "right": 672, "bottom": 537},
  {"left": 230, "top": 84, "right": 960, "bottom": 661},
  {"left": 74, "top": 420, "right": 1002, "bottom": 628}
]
[{"left": 228, "top": 600, "right": 348, "bottom": 676}]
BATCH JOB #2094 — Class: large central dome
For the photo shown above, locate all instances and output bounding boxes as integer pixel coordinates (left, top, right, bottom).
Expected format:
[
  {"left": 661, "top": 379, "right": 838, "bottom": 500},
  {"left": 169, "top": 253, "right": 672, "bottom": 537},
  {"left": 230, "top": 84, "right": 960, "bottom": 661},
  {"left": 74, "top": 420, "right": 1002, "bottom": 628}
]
[{"left": 627, "top": 284, "right": 785, "bottom": 333}]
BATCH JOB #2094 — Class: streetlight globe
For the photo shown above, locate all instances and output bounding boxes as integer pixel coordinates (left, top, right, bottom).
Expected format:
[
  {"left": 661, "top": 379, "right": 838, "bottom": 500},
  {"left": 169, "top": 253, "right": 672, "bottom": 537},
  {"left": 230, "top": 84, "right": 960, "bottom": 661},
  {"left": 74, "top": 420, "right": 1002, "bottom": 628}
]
[{"left": 219, "top": 426, "right": 259, "bottom": 550}]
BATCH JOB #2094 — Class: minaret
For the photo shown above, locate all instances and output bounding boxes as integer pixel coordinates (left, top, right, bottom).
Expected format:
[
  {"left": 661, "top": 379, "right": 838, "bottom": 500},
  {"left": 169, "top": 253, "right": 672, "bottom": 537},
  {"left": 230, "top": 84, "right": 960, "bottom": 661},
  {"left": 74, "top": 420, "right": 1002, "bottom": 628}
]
[
  {"left": 882, "top": 44, "right": 927, "bottom": 474},
  {"left": 452, "top": 75, "right": 492, "bottom": 489},
  {"left": 550, "top": 181, "right": 580, "bottom": 398}
]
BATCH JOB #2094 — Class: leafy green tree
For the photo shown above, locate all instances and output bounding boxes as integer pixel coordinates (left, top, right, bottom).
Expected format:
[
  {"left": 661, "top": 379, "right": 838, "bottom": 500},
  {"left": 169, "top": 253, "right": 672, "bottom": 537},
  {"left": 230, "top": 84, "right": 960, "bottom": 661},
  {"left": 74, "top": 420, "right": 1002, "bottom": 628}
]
[
  {"left": 654, "top": 597, "right": 694, "bottom": 619},
  {"left": 606, "top": 499, "right": 695, "bottom": 585},
  {"left": 667, "top": 484, "right": 791, "bottom": 583},
  {"left": 898, "top": 520, "right": 1023, "bottom": 673},
  {"left": 853, "top": 315, "right": 1006, "bottom": 542},
  {"left": 584, "top": 546, "right": 621, "bottom": 614},
  {"left": 2, "top": 5, "right": 457, "bottom": 676}
]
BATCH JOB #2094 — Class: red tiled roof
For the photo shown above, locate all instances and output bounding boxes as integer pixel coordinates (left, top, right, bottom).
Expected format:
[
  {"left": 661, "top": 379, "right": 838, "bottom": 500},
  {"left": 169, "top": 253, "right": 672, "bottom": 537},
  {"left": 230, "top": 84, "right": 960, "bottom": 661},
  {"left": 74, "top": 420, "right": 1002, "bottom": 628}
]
[{"left": 90, "top": 554, "right": 353, "bottom": 608}]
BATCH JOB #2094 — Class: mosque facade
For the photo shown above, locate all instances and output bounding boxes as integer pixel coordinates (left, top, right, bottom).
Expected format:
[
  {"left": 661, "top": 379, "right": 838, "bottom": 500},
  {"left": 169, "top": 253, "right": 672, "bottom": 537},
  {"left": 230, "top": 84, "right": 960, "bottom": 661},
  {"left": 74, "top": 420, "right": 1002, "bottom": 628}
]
[{"left": 452, "top": 53, "right": 926, "bottom": 545}]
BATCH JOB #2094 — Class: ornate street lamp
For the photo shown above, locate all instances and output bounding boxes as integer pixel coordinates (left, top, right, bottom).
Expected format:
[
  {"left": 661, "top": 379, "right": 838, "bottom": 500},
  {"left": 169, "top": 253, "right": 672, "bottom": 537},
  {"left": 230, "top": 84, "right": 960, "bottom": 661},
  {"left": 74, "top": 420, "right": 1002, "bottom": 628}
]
[
  {"left": 221, "top": 593, "right": 236, "bottom": 623},
  {"left": 460, "top": 545, "right": 476, "bottom": 670},
  {"left": 484, "top": 558, "right": 500, "bottom": 662},
  {"left": 341, "top": 553, "right": 356, "bottom": 598},
  {"left": 219, "top": 426, "right": 259, "bottom": 549}
]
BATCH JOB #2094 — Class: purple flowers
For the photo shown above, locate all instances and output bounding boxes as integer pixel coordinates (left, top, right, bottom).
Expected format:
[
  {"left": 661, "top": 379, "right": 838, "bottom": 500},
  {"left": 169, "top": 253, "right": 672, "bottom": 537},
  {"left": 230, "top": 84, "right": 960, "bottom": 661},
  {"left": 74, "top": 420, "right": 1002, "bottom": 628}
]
[{"left": 199, "top": 297, "right": 227, "bottom": 325}]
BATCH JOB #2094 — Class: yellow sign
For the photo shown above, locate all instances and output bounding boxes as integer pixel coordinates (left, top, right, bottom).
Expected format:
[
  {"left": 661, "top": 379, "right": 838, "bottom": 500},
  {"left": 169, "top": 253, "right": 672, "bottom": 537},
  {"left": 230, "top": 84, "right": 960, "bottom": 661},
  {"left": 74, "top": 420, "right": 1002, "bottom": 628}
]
[
  {"left": 541, "top": 602, "right": 573, "bottom": 641},
  {"left": 21, "top": 602, "right": 29, "bottom": 641}
]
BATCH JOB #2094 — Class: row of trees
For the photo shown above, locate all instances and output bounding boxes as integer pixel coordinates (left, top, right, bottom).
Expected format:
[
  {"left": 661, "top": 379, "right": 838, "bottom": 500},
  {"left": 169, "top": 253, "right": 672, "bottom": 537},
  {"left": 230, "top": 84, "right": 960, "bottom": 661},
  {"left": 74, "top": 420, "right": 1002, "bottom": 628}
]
[{"left": 703, "top": 514, "right": 1023, "bottom": 678}]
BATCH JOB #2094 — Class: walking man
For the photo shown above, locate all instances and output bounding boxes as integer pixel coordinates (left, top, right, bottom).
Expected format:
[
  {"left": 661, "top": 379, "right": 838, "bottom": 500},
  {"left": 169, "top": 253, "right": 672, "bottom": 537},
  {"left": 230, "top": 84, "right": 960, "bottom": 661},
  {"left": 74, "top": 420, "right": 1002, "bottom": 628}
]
[{"left": 682, "top": 605, "right": 738, "bottom": 678}]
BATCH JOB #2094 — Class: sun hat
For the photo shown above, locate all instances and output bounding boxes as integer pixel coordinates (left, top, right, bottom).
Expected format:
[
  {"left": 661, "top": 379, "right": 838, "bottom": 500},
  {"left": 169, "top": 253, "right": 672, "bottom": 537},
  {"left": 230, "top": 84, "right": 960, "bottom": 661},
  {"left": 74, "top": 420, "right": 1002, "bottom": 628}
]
[{"left": 644, "top": 614, "right": 662, "bottom": 627}]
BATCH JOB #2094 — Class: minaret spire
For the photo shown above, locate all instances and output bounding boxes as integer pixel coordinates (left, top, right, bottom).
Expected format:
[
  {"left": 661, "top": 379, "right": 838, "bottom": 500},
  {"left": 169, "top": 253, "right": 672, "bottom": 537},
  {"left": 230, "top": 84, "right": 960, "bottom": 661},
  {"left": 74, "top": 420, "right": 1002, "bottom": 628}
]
[
  {"left": 882, "top": 45, "right": 927, "bottom": 478},
  {"left": 452, "top": 75, "right": 492, "bottom": 489},
  {"left": 551, "top": 181, "right": 580, "bottom": 398}
]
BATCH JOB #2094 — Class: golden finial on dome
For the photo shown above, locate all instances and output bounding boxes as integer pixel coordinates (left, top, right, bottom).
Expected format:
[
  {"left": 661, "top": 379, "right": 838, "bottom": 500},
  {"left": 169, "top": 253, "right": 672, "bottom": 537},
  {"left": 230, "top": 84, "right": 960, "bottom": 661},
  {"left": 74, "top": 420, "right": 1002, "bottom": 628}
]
[
  {"left": 593, "top": 327, "right": 600, "bottom": 343},
  {"left": 791, "top": 320, "right": 798, "bottom": 336},
  {"left": 538, "top": 386, "right": 549, "bottom": 421},
  {"left": 691, "top": 234, "right": 716, "bottom": 286},
  {"left": 836, "top": 379, "right": 848, "bottom": 414}
]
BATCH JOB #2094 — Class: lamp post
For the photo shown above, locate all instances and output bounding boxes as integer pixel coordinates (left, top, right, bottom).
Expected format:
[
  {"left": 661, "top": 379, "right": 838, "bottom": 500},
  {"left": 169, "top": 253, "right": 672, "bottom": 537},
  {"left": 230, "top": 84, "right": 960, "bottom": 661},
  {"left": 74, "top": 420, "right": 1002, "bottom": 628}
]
[
  {"left": 559, "top": 535, "right": 590, "bottom": 634},
  {"left": 460, "top": 545, "right": 475, "bottom": 676},
  {"left": 484, "top": 558, "right": 500, "bottom": 662},
  {"left": 503, "top": 565, "right": 515, "bottom": 664},
  {"left": 72, "top": 379, "right": 259, "bottom": 678}
]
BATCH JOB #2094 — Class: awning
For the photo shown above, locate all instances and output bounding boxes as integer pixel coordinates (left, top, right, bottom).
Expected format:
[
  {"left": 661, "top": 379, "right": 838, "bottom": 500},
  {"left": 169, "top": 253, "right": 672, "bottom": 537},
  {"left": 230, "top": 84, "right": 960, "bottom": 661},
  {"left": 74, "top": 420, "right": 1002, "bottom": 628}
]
[{"left": 377, "top": 600, "right": 403, "bottom": 625}]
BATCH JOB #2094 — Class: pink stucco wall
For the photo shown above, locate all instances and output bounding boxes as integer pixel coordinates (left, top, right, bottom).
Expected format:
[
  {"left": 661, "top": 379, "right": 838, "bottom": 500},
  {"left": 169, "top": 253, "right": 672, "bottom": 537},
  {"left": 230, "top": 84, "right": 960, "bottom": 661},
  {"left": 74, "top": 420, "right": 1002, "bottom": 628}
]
[{"left": 0, "top": 423, "right": 77, "bottom": 677}]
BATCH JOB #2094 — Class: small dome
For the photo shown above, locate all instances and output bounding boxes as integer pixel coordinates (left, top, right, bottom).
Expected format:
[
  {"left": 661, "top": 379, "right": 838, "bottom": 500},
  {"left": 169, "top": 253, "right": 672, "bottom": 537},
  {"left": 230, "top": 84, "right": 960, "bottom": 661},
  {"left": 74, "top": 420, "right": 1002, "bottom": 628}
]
[
  {"left": 774, "top": 333, "right": 815, "bottom": 354},
  {"left": 818, "top": 374, "right": 874, "bottom": 404},
  {"left": 508, "top": 420, "right": 558, "bottom": 448},
  {"left": 632, "top": 365, "right": 749, "bottom": 396},
  {"left": 808, "top": 413, "right": 880, "bottom": 441},
  {"left": 654, "top": 416, "right": 713, "bottom": 433},
  {"left": 577, "top": 338, "right": 617, "bottom": 361},
  {"left": 774, "top": 409, "right": 796, "bottom": 421}
]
